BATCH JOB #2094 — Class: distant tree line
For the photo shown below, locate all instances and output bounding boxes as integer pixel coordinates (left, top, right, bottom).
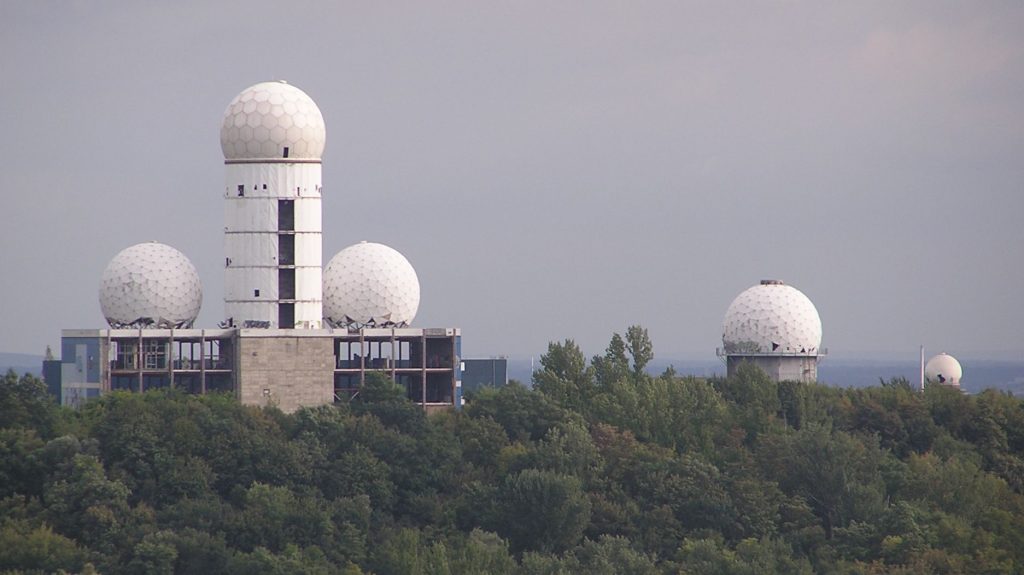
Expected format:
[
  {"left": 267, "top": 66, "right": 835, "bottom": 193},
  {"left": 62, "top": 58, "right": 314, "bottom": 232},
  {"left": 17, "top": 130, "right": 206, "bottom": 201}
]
[{"left": 2, "top": 325, "right": 1024, "bottom": 574}]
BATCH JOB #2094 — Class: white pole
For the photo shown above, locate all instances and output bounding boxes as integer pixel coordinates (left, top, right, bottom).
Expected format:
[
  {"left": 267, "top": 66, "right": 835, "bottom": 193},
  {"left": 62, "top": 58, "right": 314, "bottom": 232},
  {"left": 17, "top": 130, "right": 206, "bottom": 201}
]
[{"left": 919, "top": 345, "right": 925, "bottom": 392}]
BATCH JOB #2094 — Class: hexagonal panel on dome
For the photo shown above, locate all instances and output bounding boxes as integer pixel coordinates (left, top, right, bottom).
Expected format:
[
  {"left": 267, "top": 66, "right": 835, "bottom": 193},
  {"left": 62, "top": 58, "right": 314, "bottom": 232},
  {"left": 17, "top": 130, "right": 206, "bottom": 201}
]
[
  {"left": 220, "top": 81, "right": 326, "bottom": 161},
  {"left": 99, "top": 242, "right": 203, "bottom": 329},
  {"left": 323, "top": 242, "right": 420, "bottom": 329},
  {"left": 722, "top": 280, "right": 822, "bottom": 355}
]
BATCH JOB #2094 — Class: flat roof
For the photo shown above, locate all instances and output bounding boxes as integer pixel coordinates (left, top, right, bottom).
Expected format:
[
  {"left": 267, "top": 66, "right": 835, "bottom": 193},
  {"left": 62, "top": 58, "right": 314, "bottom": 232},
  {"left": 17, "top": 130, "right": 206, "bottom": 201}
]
[{"left": 62, "top": 326, "right": 461, "bottom": 339}]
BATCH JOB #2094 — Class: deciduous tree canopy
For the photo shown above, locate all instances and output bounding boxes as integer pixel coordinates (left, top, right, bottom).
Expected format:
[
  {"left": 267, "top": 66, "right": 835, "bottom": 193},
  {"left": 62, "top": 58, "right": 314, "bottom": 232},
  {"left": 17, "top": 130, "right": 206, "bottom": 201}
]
[{"left": 2, "top": 330, "right": 1024, "bottom": 574}]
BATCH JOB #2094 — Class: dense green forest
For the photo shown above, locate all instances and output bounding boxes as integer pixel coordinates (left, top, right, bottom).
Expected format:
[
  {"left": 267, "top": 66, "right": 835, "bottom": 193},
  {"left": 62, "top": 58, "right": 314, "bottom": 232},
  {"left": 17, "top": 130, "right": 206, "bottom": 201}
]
[{"left": 2, "top": 327, "right": 1024, "bottom": 574}]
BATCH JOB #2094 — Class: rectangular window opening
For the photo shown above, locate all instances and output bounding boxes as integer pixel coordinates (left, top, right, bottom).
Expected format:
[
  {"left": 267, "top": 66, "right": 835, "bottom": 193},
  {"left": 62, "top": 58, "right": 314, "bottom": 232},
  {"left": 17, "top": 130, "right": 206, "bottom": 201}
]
[
  {"left": 279, "top": 268, "right": 295, "bottom": 300},
  {"left": 237, "top": 184, "right": 244, "bottom": 197},
  {"left": 279, "top": 303, "right": 295, "bottom": 329},
  {"left": 278, "top": 200, "right": 294, "bottom": 231},
  {"left": 278, "top": 234, "right": 295, "bottom": 266},
  {"left": 283, "top": 146, "right": 289, "bottom": 158}
]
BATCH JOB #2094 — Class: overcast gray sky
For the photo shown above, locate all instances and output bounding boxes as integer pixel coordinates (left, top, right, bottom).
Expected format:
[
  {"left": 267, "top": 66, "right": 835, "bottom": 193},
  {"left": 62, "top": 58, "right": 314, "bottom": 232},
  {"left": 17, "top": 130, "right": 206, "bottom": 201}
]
[{"left": 2, "top": 1, "right": 1022, "bottom": 362}]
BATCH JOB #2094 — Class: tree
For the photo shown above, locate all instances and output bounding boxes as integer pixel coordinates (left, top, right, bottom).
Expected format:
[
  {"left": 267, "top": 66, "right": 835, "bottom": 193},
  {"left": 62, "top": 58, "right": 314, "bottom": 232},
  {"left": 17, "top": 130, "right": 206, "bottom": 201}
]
[
  {"left": 155, "top": 528, "right": 233, "bottom": 575},
  {"left": 448, "top": 529, "right": 517, "bottom": 575},
  {"left": 716, "top": 363, "right": 781, "bottom": 441},
  {"left": 0, "top": 428, "right": 46, "bottom": 499},
  {"left": 226, "top": 482, "right": 365, "bottom": 562},
  {"left": 467, "top": 382, "right": 574, "bottom": 442},
  {"left": 676, "top": 536, "right": 813, "bottom": 575},
  {"left": 325, "top": 447, "right": 395, "bottom": 510},
  {"left": 350, "top": 371, "right": 425, "bottom": 435},
  {"left": 227, "top": 544, "right": 337, "bottom": 575},
  {"left": 43, "top": 453, "right": 135, "bottom": 559},
  {"left": 368, "top": 528, "right": 434, "bottom": 575},
  {"left": 756, "top": 425, "right": 886, "bottom": 539},
  {"left": 567, "top": 535, "right": 661, "bottom": 575},
  {"left": 493, "top": 469, "right": 592, "bottom": 553},
  {"left": 449, "top": 413, "right": 509, "bottom": 474},
  {"left": 593, "top": 333, "right": 629, "bottom": 388},
  {"left": 523, "top": 422, "right": 602, "bottom": 480},
  {"left": 590, "top": 375, "right": 725, "bottom": 456},
  {"left": 625, "top": 325, "right": 653, "bottom": 379},
  {"left": 0, "top": 519, "right": 89, "bottom": 574},
  {"left": 0, "top": 369, "right": 58, "bottom": 437},
  {"left": 126, "top": 531, "right": 178, "bottom": 575},
  {"left": 533, "top": 339, "right": 595, "bottom": 411}
]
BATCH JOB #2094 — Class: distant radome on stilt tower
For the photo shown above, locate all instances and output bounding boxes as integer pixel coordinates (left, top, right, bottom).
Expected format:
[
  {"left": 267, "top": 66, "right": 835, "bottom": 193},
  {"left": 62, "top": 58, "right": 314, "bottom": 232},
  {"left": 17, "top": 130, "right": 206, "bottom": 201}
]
[
  {"left": 925, "top": 352, "right": 963, "bottom": 389},
  {"left": 718, "top": 279, "right": 826, "bottom": 383}
]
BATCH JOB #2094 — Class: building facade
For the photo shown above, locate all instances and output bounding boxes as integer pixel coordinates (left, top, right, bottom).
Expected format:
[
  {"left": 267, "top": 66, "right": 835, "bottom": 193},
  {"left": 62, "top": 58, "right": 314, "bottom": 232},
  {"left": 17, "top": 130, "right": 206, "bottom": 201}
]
[
  {"left": 53, "top": 327, "right": 461, "bottom": 413},
  {"left": 461, "top": 358, "right": 509, "bottom": 393},
  {"left": 717, "top": 350, "right": 825, "bottom": 383}
]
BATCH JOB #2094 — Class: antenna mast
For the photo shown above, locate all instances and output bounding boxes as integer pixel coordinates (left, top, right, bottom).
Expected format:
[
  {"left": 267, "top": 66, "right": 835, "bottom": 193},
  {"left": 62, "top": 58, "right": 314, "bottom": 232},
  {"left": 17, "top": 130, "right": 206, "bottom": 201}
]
[{"left": 919, "top": 345, "right": 925, "bottom": 392}]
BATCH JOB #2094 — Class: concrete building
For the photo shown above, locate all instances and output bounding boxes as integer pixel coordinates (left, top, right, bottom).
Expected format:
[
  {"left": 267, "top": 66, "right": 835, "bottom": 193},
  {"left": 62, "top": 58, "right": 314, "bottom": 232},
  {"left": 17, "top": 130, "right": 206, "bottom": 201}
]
[
  {"left": 53, "top": 327, "right": 461, "bottom": 413},
  {"left": 718, "top": 280, "right": 826, "bottom": 383},
  {"left": 50, "top": 80, "right": 462, "bottom": 413}
]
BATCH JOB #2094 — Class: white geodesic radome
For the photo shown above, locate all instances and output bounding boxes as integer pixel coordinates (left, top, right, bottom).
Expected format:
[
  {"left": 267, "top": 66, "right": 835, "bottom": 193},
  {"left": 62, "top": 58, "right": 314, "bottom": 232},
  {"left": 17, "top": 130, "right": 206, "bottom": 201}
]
[
  {"left": 722, "top": 280, "right": 822, "bottom": 355},
  {"left": 220, "top": 81, "right": 325, "bottom": 161},
  {"left": 98, "top": 242, "right": 203, "bottom": 329},
  {"left": 925, "top": 353, "right": 962, "bottom": 387},
  {"left": 323, "top": 242, "right": 420, "bottom": 329}
]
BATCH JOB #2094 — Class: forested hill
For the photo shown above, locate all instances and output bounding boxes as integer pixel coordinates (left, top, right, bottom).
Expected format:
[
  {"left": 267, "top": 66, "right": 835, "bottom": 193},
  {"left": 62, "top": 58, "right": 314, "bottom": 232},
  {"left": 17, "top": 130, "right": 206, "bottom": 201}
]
[{"left": 2, "top": 329, "right": 1024, "bottom": 574}]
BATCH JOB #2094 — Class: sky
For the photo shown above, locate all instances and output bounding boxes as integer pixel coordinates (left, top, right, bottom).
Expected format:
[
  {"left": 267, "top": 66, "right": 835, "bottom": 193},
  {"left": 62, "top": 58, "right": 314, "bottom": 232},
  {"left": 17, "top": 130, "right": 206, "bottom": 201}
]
[{"left": 1, "top": 1, "right": 1022, "bottom": 362}]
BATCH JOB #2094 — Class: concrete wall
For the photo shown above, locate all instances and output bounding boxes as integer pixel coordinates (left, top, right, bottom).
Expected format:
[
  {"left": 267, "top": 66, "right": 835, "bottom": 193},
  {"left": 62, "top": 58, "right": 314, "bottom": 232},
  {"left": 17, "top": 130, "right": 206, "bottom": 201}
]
[
  {"left": 236, "top": 334, "right": 335, "bottom": 413},
  {"left": 727, "top": 355, "right": 819, "bottom": 383}
]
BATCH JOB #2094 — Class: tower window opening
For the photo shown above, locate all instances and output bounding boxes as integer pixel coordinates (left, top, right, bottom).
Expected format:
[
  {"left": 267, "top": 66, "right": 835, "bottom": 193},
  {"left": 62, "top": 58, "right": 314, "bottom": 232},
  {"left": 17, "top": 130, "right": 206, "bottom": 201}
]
[
  {"left": 283, "top": 146, "right": 289, "bottom": 158},
  {"left": 262, "top": 184, "right": 267, "bottom": 190},
  {"left": 278, "top": 234, "right": 295, "bottom": 265},
  {"left": 254, "top": 289, "right": 260, "bottom": 297},
  {"left": 237, "top": 185, "right": 244, "bottom": 197},
  {"left": 279, "top": 268, "right": 295, "bottom": 300},
  {"left": 278, "top": 200, "right": 294, "bottom": 231},
  {"left": 279, "top": 303, "right": 295, "bottom": 329}
]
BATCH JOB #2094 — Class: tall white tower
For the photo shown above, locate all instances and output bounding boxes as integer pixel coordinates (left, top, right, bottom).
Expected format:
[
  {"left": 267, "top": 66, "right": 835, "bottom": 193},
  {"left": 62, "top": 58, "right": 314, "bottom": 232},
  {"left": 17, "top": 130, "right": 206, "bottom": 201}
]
[{"left": 220, "top": 81, "right": 326, "bottom": 329}]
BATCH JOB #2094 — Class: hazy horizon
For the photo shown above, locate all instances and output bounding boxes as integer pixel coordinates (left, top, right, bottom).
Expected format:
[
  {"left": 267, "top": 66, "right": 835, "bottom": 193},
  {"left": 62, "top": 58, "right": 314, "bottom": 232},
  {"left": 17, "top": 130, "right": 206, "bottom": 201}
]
[{"left": 2, "top": 2, "right": 1022, "bottom": 361}]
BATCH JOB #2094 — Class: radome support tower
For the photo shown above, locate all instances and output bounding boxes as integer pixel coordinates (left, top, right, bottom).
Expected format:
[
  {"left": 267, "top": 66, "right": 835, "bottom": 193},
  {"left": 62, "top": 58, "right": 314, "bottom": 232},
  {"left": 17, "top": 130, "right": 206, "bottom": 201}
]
[{"left": 220, "top": 81, "right": 326, "bottom": 329}]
